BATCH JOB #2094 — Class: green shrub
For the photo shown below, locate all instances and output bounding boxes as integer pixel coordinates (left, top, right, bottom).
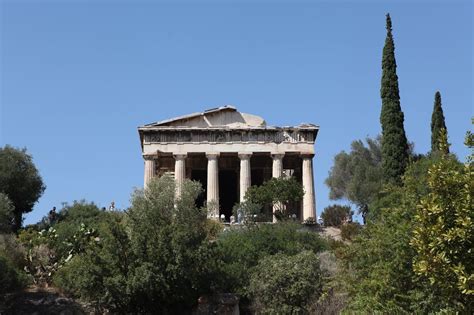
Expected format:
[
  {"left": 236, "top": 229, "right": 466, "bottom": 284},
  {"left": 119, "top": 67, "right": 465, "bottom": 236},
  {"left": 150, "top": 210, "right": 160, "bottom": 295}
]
[
  {"left": 54, "top": 222, "right": 127, "bottom": 310},
  {"left": 244, "top": 177, "right": 304, "bottom": 220},
  {"left": 0, "top": 234, "right": 26, "bottom": 269},
  {"left": 0, "top": 235, "right": 30, "bottom": 294},
  {"left": 51, "top": 201, "right": 107, "bottom": 259},
  {"left": 341, "top": 155, "right": 466, "bottom": 313},
  {"left": 203, "top": 219, "right": 224, "bottom": 240},
  {"left": 54, "top": 176, "right": 220, "bottom": 313},
  {"left": 340, "top": 222, "right": 362, "bottom": 241},
  {"left": 217, "top": 222, "right": 328, "bottom": 297},
  {"left": 248, "top": 251, "right": 323, "bottom": 314},
  {"left": 321, "top": 204, "right": 352, "bottom": 227},
  {"left": 0, "top": 193, "right": 14, "bottom": 233},
  {"left": 0, "top": 254, "right": 29, "bottom": 294}
]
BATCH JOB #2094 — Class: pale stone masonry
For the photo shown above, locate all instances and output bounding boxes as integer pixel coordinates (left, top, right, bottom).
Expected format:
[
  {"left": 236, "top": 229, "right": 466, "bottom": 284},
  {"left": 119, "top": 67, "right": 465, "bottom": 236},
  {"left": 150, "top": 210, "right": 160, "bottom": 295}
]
[{"left": 138, "top": 105, "right": 319, "bottom": 222}]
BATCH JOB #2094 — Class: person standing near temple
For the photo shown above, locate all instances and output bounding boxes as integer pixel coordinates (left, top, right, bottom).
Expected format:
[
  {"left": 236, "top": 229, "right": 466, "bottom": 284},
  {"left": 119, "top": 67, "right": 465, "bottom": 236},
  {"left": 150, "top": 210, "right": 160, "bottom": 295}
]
[{"left": 48, "top": 206, "right": 57, "bottom": 224}]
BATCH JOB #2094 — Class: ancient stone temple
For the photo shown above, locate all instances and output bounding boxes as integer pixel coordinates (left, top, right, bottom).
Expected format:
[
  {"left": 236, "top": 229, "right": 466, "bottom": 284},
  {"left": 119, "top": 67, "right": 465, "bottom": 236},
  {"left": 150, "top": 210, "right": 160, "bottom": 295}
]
[{"left": 138, "top": 105, "right": 319, "bottom": 222}]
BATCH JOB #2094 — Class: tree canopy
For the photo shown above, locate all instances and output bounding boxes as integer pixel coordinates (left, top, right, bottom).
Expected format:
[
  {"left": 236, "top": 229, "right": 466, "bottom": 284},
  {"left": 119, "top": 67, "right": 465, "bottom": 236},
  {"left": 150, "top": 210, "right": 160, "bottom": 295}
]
[
  {"left": 0, "top": 146, "right": 46, "bottom": 231},
  {"left": 321, "top": 204, "right": 352, "bottom": 227},
  {"left": 244, "top": 177, "right": 304, "bottom": 220},
  {"left": 325, "top": 137, "right": 383, "bottom": 220}
]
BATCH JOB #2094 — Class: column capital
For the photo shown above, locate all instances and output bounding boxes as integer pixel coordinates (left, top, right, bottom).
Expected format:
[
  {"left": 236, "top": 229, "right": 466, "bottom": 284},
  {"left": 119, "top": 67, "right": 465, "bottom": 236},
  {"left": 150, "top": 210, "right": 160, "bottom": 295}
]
[
  {"left": 271, "top": 153, "right": 285, "bottom": 160},
  {"left": 206, "top": 152, "right": 220, "bottom": 159},
  {"left": 238, "top": 152, "right": 252, "bottom": 159},
  {"left": 173, "top": 153, "right": 187, "bottom": 160},
  {"left": 143, "top": 154, "right": 156, "bottom": 161},
  {"left": 300, "top": 153, "right": 315, "bottom": 159}
]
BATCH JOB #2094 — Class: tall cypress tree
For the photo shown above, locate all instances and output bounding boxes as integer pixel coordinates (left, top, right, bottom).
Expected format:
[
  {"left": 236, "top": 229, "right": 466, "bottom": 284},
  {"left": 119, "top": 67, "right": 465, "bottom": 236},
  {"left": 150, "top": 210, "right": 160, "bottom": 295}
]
[
  {"left": 431, "top": 91, "right": 449, "bottom": 154},
  {"left": 380, "top": 13, "right": 409, "bottom": 185}
]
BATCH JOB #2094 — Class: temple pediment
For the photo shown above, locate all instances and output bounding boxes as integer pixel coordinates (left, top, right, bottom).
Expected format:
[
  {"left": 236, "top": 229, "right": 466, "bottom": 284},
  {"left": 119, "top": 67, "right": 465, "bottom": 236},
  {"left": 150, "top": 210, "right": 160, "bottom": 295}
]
[{"left": 143, "top": 105, "right": 266, "bottom": 128}]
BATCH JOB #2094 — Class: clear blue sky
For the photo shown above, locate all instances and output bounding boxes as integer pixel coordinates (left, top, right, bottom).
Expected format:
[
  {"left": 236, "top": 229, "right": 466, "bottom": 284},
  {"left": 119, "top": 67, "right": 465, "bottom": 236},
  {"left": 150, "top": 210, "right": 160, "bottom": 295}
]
[{"left": 1, "top": 0, "right": 472, "bottom": 225}]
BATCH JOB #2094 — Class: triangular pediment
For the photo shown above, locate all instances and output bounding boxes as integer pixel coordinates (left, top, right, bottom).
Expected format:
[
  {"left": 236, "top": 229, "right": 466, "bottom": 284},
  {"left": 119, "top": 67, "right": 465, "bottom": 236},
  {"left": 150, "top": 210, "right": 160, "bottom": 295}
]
[{"left": 144, "top": 105, "right": 266, "bottom": 128}]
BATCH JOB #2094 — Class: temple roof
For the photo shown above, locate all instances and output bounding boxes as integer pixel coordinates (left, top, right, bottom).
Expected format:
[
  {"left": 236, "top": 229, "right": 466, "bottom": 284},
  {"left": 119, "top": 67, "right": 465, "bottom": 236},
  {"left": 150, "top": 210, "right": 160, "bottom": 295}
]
[{"left": 139, "top": 105, "right": 318, "bottom": 130}]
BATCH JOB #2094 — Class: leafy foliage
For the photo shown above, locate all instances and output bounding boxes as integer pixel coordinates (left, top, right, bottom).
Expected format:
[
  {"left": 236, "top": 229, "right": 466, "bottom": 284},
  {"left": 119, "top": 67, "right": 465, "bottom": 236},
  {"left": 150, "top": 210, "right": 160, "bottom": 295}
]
[
  {"left": 54, "top": 176, "right": 220, "bottom": 313},
  {"left": 340, "top": 222, "right": 362, "bottom": 241},
  {"left": 342, "top": 202, "right": 417, "bottom": 313},
  {"left": 0, "top": 145, "right": 46, "bottom": 231},
  {"left": 321, "top": 204, "right": 352, "bottom": 227},
  {"left": 380, "top": 14, "right": 409, "bottom": 185},
  {"left": 17, "top": 201, "right": 105, "bottom": 286},
  {"left": 0, "top": 192, "right": 15, "bottom": 233},
  {"left": 411, "top": 136, "right": 473, "bottom": 309},
  {"left": 216, "top": 222, "right": 328, "bottom": 299},
  {"left": 0, "top": 234, "right": 29, "bottom": 294},
  {"left": 342, "top": 151, "right": 466, "bottom": 313},
  {"left": 50, "top": 201, "right": 105, "bottom": 259},
  {"left": 53, "top": 213, "right": 130, "bottom": 310},
  {"left": 342, "top": 156, "right": 442, "bottom": 313},
  {"left": 203, "top": 218, "right": 224, "bottom": 240},
  {"left": 325, "top": 137, "right": 383, "bottom": 219},
  {"left": 0, "top": 254, "right": 29, "bottom": 295},
  {"left": 248, "top": 251, "right": 323, "bottom": 314},
  {"left": 244, "top": 177, "right": 304, "bottom": 220}
]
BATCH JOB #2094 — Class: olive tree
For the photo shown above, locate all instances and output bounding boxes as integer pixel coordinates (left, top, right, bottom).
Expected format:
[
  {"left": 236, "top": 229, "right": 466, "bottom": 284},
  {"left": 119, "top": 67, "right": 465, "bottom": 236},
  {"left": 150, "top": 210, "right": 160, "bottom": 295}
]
[
  {"left": 325, "top": 137, "right": 383, "bottom": 222},
  {"left": 0, "top": 146, "right": 45, "bottom": 231}
]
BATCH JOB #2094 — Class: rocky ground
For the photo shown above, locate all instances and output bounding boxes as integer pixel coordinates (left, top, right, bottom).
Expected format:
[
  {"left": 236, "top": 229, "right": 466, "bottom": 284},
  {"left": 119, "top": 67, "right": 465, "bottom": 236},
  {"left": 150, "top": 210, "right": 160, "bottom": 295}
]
[
  {"left": 320, "top": 226, "right": 343, "bottom": 241},
  {"left": 0, "top": 286, "right": 94, "bottom": 315}
]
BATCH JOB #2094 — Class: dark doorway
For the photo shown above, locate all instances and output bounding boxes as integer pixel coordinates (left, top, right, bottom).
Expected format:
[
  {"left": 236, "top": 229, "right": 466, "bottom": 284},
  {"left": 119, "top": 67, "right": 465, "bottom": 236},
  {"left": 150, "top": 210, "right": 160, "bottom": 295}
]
[
  {"left": 219, "top": 170, "right": 238, "bottom": 221},
  {"left": 191, "top": 170, "right": 207, "bottom": 208}
]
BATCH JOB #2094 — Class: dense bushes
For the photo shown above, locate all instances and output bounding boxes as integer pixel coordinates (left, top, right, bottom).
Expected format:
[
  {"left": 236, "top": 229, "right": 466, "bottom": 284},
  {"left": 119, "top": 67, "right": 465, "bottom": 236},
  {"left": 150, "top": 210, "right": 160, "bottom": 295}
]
[
  {"left": 17, "top": 201, "right": 107, "bottom": 286},
  {"left": 216, "top": 222, "right": 328, "bottom": 299},
  {"left": 0, "top": 234, "right": 29, "bottom": 294},
  {"left": 2, "top": 176, "right": 328, "bottom": 313},
  {"left": 54, "top": 176, "right": 220, "bottom": 313},
  {"left": 248, "top": 251, "right": 323, "bottom": 314},
  {"left": 411, "top": 137, "right": 473, "bottom": 309},
  {"left": 0, "top": 255, "right": 29, "bottom": 295},
  {"left": 340, "top": 222, "right": 361, "bottom": 241},
  {"left": 341, "top": 152, "right": 471, "bottom": 313}
]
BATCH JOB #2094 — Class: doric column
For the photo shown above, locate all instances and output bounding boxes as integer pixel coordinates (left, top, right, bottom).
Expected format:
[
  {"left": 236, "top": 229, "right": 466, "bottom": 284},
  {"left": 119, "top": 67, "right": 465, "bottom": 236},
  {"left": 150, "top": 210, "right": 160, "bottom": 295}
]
[
  {"left": 143, "top": 155, "right": 156, "bottom": 188},
  {"left": 302, "top": 153, "right": 316, "bottom": 221},
  {"left": 272, "top": 153, "right": 285, "bottom": 222},
  {"left": 174, "top": 154, "right": 187, "bottom": 197},
  {"left": 238, "top": 153, "right": 252, "bottom": 202},
  {"left": 206, "top": 153, "right": 219, "bottom": 218},
  {"left": 272, "top": 153, "right": 284, "bottom": 178}
]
